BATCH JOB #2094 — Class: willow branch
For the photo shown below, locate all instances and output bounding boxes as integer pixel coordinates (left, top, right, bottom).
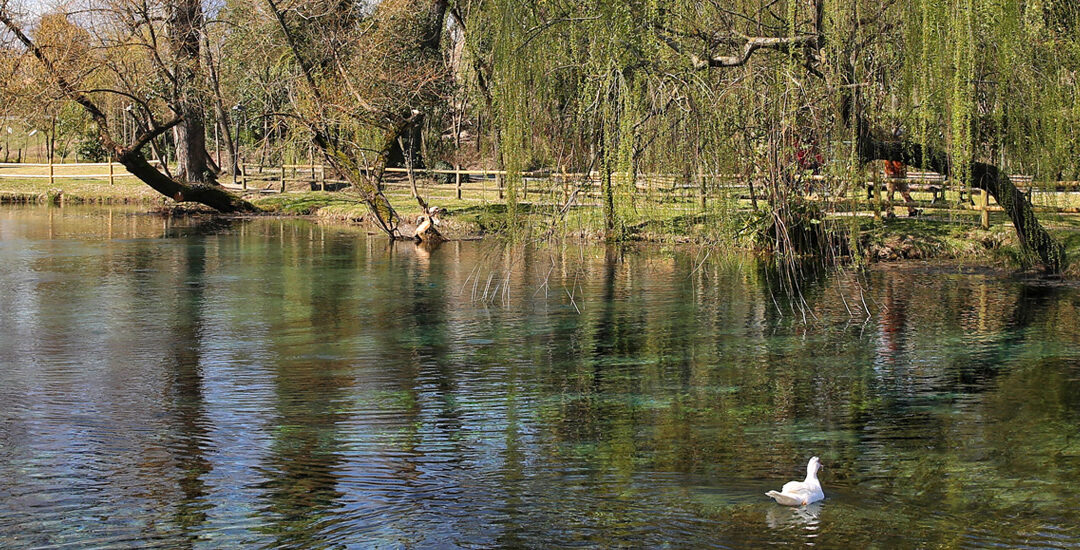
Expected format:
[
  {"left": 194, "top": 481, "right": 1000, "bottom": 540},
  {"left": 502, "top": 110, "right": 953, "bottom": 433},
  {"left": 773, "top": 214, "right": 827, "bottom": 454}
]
[{"left": 663, "top": 32, "right": 820, "bottom": 70}]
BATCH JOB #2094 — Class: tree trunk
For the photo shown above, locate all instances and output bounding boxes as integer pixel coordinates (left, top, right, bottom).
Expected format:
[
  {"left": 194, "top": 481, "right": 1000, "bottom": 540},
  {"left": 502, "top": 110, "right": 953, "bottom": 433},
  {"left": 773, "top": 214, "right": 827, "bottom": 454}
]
[
  {"left": 118, "top": 149, "right": 255, "bottom": 212},
  {"left": 311, "top": 126, "right": 404, "bottom": 237},
  {"left": 168, "top": 0, "right": 211, "bottom": 183},
  {"left": 129, "top": 109, "right": 174, "bottom": 179},
  {"left": 857, "top": 132, "right": 1065, "bottom": 272},
  {"left": 386, "top": 121, "right": 424, "bottom": 168},
  {"left": 203, "top": 145, "right": 221, "bottom": 173}
]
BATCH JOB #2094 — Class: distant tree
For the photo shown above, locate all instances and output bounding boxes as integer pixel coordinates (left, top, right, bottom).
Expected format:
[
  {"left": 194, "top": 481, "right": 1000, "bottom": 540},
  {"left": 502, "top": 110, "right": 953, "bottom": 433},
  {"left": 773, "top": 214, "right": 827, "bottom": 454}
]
[{"left": 0, "top": 1, "right": 254, "bottom": 211}]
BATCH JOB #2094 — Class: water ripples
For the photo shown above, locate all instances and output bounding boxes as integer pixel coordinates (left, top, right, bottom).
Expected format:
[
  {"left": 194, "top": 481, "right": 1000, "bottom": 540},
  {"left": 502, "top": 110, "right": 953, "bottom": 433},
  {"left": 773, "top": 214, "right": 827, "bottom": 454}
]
[{"left": 1, "top": 209, "right": 1079, "bottom": 547}]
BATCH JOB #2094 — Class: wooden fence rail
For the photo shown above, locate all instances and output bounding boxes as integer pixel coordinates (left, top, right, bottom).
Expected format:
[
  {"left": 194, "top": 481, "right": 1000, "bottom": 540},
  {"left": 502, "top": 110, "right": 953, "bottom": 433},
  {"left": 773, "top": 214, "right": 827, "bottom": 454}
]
[
  {"left": 0, "top": 160, "right": 163, "bottom": 186},
  {"left": 5, "top": 160, "right": 1080, "bottom": 229},
  {"left": 212, "top": 161, "right": 1080, "bottom": 230}
]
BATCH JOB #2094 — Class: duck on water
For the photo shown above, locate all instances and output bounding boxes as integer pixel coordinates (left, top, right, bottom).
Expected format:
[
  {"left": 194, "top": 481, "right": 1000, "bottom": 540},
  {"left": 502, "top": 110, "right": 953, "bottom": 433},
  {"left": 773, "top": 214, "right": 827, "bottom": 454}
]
[{"left": 766, "top": 456, "right": 824, "bottom": 506}]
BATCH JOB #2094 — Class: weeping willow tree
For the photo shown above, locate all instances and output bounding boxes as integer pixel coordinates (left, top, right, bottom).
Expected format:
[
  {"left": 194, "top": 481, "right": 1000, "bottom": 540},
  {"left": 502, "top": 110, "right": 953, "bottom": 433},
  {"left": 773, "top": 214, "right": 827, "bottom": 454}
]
[
  {"left": 458, "top": 0, "right": 1075, "bottom": 272},
  {"left": 847, "top": 0, "right": 1076, "bottom": 271},
  {"left": 454, "top": 1, "right": 746, "bottom": 240}
]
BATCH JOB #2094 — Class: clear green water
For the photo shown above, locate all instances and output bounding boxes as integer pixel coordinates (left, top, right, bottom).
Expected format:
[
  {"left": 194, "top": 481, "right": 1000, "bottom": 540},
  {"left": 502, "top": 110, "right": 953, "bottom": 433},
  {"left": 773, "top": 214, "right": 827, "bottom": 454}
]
[{"left": 1, "top": 206, "right": 1079, "bottom": 549}]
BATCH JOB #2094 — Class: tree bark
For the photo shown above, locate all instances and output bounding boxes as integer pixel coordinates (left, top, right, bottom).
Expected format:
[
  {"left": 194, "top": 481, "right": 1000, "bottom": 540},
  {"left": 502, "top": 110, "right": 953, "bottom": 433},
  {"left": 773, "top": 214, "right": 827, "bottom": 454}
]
[
  {"left": 203, "top": 32, "right": 237, "bottom": 176},
  {"left": 167, "top": 0, "right": 211, "bottom": 183},
  {"left": 118, "top": 149, "right": 253, "bottom": 212},
  {"left": 311, "top": 125, "right": 404, "bottom": 237}
]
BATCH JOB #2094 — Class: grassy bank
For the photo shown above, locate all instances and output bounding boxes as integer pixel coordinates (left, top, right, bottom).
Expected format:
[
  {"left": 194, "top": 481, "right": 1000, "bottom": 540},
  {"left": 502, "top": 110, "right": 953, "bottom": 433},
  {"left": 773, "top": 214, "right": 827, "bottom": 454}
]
[
  {"left": 4, "top": 174, "right": 1079, "bottom": 274},
  {"left": 0, "top": 168, "right": 164, "bottom": 204},
  {"left": 256, "top": 190, "right": 1080, "bottom": 271}
]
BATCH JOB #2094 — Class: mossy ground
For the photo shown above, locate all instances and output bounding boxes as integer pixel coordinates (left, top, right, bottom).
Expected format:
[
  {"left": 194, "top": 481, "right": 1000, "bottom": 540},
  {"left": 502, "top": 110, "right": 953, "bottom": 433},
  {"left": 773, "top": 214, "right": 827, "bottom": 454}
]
[{"left": 855, "top": 213, "right": 1080, "bottom": 275}]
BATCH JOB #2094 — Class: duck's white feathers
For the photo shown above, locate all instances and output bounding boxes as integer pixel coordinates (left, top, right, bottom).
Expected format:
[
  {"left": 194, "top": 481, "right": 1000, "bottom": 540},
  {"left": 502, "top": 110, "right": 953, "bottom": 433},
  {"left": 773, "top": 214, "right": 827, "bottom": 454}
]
[
  {"left": 765, "top": 490, "right": 807, "bottom": 507},
  {"left": 765, "top": 457, "right": 824, "bottom": 506}
]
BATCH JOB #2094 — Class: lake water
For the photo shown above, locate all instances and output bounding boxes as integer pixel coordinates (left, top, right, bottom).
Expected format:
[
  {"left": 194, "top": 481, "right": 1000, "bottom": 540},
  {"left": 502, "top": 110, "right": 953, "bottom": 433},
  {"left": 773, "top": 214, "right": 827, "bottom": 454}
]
[{"left": 1, "top": 206, "right": 1078, "bottom": 549}]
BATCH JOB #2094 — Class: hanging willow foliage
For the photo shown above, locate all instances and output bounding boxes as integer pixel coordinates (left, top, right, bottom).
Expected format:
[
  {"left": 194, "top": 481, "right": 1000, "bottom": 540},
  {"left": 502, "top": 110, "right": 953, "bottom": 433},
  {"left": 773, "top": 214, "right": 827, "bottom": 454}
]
[{"left": 456, "top": 0, "right": 1075, "bottom": 269}]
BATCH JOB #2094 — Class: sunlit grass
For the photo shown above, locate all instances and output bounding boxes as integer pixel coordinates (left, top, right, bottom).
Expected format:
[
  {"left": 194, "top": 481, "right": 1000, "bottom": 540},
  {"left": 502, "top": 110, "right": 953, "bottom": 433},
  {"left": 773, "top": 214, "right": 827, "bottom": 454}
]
[{"left": 4, "top": 168, "right": 1080, "bottom": 272}]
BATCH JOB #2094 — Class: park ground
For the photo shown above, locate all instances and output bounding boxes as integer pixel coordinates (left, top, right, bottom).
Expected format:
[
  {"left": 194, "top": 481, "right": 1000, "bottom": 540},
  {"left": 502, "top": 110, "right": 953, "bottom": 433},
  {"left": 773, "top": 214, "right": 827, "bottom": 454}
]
[{"left": 3, "top": 165, "right": 1080, "bottom": 277}]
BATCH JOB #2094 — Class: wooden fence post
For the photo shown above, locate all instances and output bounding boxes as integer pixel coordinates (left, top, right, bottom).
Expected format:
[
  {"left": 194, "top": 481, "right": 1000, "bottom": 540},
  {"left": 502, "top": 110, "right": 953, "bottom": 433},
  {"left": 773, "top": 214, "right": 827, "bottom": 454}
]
[
  {"left": 108, "top": 161, "right": 114, "bottom": 186},
  {"left": 455, "top": 165, "right": 462, "bottom": 200},
  {"left": 48, "top": 153, "right": 54, "bottom": 186},
  {"left": 980, "top": 189, "right": 990, "bottom": 229},
  {"left": 497, "top": 173, "right": 503, "bottom": 200},
  {"left": 239, "top": 155, "right": 246, "bottom": 190},
  {"left": 280, "top": 163, "right": 286, "bottom": 193},
  {"left": 699, "top": 170, "right": 706, "bottom": 209}
]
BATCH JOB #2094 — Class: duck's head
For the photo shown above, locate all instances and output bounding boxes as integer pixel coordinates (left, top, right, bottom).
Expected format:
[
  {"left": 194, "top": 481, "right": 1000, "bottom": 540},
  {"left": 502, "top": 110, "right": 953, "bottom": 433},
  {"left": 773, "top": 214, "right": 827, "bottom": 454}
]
[{"left": 807, "top": 456, "right": 823, "bottom": 476}]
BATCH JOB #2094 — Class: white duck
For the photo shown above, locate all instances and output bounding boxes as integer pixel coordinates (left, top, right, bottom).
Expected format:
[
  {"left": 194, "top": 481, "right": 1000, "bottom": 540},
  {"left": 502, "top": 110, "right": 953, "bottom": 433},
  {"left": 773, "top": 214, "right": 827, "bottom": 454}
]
[{"left": 766, "top": 456, "right": 824, "bottom": 506}]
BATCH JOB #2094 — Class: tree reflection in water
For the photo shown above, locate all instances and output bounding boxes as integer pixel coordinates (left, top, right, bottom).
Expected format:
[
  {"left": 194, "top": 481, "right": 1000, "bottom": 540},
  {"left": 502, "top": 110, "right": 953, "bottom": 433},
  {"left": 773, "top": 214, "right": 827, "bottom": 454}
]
[{"left": 0, "top": 209, "right": 1077, "bottom": 548}]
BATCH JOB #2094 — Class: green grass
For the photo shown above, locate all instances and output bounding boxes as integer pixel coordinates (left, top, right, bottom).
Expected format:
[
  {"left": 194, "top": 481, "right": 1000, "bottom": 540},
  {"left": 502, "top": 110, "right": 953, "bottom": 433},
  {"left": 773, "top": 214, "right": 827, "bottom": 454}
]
[
  {"left": 856, "top": 216, "right": 1007, "bottom": 262},
  {"left": 194, "top": 186, "right": 1080, "bottom": 275},
  {"left": 854, "top": 213, "right": 1080, "bottom": 274},
  {"left": 5, "top": 169, "right": 1080, "bottom": 273},
  {"left": 0, "top": 177, "right": 163, "bottom": 204},
  {"left": 0, "top": 162, "right": 165, "bottom": 203},
  {"left": 252, "top": 192, "right": 362, "bottom": 215}
]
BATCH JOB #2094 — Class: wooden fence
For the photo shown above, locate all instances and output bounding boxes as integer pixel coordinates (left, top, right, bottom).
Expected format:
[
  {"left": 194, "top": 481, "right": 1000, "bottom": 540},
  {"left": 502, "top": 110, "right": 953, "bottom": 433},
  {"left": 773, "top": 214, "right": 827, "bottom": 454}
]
[
  {"left": 229, "top": 162, "right": 1080, "bottom": 229},
  {"left": 4, "top": 160, "right": 1080, "bottom": 229},
  {"left": 0, "top": 161, "right": 163, "bottom": 186}
]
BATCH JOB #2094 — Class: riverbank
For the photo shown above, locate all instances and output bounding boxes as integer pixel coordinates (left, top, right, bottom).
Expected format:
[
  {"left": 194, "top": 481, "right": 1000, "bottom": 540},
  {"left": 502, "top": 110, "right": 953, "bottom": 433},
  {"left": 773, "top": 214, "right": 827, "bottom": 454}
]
[
  {"left": 233, "top": 191, "right": 1080, "bottom": 277},
  {"left": 3, "top": 179, "right": 1079, "bottom": 275},
  {"left": 859, "top": 216, "right": 1080, "bottom": 275},
  {"left": 0, "top": 177, "right": 164, "bottom": 205}
]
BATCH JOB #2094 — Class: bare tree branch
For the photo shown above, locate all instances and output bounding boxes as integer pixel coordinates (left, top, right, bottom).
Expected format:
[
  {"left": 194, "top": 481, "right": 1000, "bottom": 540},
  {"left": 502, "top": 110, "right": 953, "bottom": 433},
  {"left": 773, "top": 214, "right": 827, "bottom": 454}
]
[
  {"left": 659, "top": 30, "right": 819, "bottom": 70},
  {"left": 130, "top": 115, "right": 183, "bottom": 154}
]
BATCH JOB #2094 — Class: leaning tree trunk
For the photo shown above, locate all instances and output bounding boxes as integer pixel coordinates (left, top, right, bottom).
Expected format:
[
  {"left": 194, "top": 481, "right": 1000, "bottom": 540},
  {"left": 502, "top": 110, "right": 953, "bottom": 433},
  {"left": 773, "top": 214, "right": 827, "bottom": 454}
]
[
  {"left": 262, "top": 0, "right": 449, "bottom": 238},
  {"left": 857, "top": 131, "right": 1065, "bottom": 272},
  {"left": 118, "top": 149, "right": 254, "bottom": 212},
  {"left": 312, "top": 123, "right": 405, "bottom": 237}
]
